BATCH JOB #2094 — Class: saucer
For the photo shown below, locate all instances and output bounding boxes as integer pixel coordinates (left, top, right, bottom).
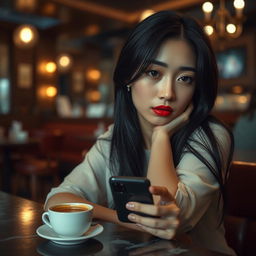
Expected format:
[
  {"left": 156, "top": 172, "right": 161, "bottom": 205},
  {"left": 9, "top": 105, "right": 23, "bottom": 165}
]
[{"left": 36, "top": 224, "right": 103, "bottom": 245}]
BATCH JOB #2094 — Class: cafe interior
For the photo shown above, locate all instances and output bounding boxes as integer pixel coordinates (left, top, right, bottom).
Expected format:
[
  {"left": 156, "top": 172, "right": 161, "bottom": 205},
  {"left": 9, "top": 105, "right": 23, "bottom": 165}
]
[{"left": 0, "top": 0, "right": 256, "bottom": 255}]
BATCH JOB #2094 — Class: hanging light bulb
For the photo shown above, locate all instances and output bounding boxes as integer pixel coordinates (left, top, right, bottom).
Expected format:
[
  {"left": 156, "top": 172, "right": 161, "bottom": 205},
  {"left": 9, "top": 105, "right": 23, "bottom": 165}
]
[
  {"left": 201, "top": 0, "right": 245, "bottom": 40},
  {"left": 202, "top": 2, "right": 214, "bottom": 20},
  {"left": 226, "top": 23, "right": 237, "bottom": 34},
  {"left": 204, "top": 25, "right": 214, "bottom": 36},
  {"left": 13, "top": 24, "right": 39, "bottom": 48},
  {"left": 234, "top": 0, "right": 245, "bottom": 17}
]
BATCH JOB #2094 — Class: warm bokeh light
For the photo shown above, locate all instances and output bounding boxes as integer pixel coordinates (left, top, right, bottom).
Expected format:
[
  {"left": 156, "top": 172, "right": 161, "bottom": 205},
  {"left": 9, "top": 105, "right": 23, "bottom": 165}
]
[
  {"left": 232, "top": 85, "right": 243, "bottom": 94},
  {"left": 20, "top": 27, "right": 33, "bottom": 43},
  {"left": 15, "top": 0, "right": 37, "bottom": 12},
  {"left": 202, "top": 2, "right": 213, "bottom": 13},
  {"left": 45, "top": 62, "right": 57, "bottom": 73},
  {"left": 86, "top": 90, "right": 101, "bottom": 102},
  {"left": 140, "top": 9, "right": 155, "bottom": 21},
  {"left": 215, "top": 95, "right": 224, "bottom": 105},
  {"left": 84, "top": 24, "right": 100, "bottom": 36},
  {"left": 226, "top": 23, "right": 237, "bottom": 34},
  {"left": 38, "top": 85, "right": 57, "bottom": 99},
  {"left": 46, "top": 86, "right": 57, "bottom": 97},
  {"left": 42, "top": 2, "right": 56, "bottom": 15},
  {"left": 238, "top": 95, "right": 248, "bottom": 104},
  {"left": 86, "top": 69, "right": 101, "bottom": 81},
  {"left": 234, "top": 0, "right": 245, "bottom": 9},
  {"left": 204, "top": 25, "right": 214, "bottom": 35},
  {"left": 13, "top": 24, "right": 38, "bottom": 48},
  {"left": 57, "top": 54, "right": 73, "bottom": 71},
  {"left": 19, "top": 204, "right": 34, "bottom": 224},
  {"left": 59, "top": 56, "right": 70, "bottom": 67}
]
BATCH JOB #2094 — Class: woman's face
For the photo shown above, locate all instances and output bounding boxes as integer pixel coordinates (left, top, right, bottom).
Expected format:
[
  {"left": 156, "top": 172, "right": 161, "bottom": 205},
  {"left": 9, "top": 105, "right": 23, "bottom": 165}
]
[{"left": 130, "top": 39, "right": 196, "bottom": 132}]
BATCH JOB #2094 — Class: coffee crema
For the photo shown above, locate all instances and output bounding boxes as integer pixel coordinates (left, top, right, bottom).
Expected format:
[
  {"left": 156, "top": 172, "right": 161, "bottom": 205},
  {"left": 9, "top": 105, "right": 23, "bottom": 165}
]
[{"left": 50, "top": 204, "right": 89, "bottom": 212}]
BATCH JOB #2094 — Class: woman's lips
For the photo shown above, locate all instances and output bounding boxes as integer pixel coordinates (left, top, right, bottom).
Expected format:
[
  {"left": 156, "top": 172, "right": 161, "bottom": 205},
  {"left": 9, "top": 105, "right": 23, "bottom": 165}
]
[{"left": 152, "top": 105, "right": 173, "bottom": 117}]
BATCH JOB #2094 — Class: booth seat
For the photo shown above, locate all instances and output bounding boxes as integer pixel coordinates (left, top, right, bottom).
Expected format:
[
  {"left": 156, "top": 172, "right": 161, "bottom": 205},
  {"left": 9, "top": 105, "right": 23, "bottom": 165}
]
[
  {"left": 224, "top": 161, "right": 256, "bottom": 256},
  {"left": 41, "top": 119, "right": 112, "bottom": 165}
]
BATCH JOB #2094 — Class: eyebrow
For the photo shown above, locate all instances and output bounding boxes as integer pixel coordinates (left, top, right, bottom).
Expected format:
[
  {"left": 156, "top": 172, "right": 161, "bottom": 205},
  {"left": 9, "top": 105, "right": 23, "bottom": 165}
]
[
  {"left": 150, "top": 60, "right": 168, "bottom": 68},
  {"left": 150, "top": 59, "right": 196, "bottom": 72}
]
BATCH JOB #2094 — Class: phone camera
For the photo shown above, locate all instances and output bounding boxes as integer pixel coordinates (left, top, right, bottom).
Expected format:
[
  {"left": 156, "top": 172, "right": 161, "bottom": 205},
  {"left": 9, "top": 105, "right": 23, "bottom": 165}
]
[{"left": 113, "top": 182, "right": 127, "bottom": 193}]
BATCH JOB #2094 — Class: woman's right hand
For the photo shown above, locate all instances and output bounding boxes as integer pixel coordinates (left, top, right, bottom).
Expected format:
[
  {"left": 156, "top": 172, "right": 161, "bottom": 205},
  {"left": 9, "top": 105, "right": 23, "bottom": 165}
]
[
  {"left": 126, "top": 186, "right": 180, "bottom": 240},
  {"left": 153, "top": 104, "right": 193, "bottom": 138}
]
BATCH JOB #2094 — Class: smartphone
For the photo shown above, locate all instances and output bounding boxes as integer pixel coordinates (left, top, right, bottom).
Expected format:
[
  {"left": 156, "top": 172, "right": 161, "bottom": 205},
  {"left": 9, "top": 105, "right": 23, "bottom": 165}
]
[{"left": 109, "top": 176, "right": 154, "bottom": 222}]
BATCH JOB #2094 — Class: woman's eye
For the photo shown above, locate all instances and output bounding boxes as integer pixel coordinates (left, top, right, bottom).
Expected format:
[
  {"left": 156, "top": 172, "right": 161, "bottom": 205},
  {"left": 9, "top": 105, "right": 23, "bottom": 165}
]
[
  {"left": 145, "top": 70, "right": 160, "bottom": 79},
  {"left": 177, "top": 76, "right": 194, "bottom": 84}
]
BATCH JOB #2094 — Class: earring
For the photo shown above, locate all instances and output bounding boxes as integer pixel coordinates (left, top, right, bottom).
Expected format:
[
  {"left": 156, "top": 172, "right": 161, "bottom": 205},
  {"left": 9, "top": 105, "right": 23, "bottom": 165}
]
[{"left": 127, "top": 85, "right": 131, "bottom": 92}]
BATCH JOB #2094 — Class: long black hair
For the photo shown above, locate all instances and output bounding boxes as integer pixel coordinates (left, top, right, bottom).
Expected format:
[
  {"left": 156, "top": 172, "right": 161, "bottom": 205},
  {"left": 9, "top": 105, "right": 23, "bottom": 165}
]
[{"left": 110, "top": 10, "right": 234, "bottom": 217}]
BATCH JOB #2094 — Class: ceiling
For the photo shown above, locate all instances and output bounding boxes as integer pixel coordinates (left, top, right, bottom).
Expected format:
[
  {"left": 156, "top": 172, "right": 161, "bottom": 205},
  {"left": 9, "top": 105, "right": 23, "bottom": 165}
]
[
  {"left": 0, "top": 0, "right": 209, "bottom": 30},
  {"left": 50, "top": 0, "right": 207, "bottom": 23},
  {"left": 0, "top": 0, "right": 255, "bottom": 51}
]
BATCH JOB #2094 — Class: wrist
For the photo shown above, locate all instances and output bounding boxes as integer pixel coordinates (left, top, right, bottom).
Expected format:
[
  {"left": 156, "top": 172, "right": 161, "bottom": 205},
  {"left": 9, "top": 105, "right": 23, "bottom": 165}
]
[{"left": 152, "top": 129, "right": 169, "bottom": 143}]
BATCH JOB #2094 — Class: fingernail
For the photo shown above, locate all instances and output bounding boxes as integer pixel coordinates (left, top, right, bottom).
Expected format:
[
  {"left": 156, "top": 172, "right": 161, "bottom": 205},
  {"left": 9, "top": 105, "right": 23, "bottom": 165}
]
[
  {"left": 128, "top": 214, "right": 136, "bottom": 221},
  {"left": 126, "top": 203, "right": 134, "bottom": 209}
]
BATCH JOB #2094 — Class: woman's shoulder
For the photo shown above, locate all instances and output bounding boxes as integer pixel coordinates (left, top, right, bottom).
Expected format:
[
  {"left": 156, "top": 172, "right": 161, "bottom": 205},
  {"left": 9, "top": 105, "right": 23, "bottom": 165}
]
[
  {"left": 92, "top": 124, "right": 113, "bottom": 153},
  {"left": 192, "top": 120, "right": 229, "bottom": 137},
  {"left": 85, "top": 124, "right": 113, "bottom": 160},
  {"left": 97, "top": 123, "right": 114, "bottom": 141},
  {"left": 209, "top": 121, "right": 230, "bottom": 136},
  {"left": 191, "top": 120, "right": 231, "bottom": 148}
]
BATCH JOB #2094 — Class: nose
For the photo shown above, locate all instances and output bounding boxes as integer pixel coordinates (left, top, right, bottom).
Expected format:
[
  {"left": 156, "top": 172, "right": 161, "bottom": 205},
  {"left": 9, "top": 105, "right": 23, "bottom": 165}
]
[{"left": 158, "top": 77, "right": 175, "bottom": 101}]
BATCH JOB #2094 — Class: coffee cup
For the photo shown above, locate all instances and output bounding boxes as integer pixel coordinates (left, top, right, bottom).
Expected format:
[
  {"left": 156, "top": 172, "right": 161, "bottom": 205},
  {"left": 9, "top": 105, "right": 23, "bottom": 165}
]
[{"left": 42, "top": 203, "right": 93, "bottom": 237}]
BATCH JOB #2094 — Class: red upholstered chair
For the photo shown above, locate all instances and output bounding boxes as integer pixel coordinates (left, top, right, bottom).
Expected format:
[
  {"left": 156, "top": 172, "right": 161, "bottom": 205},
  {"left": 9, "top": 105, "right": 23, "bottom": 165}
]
[
  {"left": 13, "top": 130, "right": 63, "bottom": 201},
  {"left": 224, "top": 161, "right": 256, "bottom": 256}
]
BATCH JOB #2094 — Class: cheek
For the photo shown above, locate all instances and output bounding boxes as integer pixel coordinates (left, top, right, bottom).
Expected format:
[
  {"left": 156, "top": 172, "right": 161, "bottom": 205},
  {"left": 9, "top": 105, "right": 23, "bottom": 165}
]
[
  {"left": 131, "top": 81, "right": 154, "bottom": 106},
  {"left": 175, "top": 87, "right": 195, "bottom": 113}
]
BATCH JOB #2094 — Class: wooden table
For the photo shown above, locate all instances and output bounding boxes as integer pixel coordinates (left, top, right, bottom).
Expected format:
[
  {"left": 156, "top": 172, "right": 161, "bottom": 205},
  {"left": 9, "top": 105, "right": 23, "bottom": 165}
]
[
  {"left": 0, "top": 138, "right": 38, "bottom": 192},
  {"left": 0, "top": 191, "right": 230, "bottom": 256}
]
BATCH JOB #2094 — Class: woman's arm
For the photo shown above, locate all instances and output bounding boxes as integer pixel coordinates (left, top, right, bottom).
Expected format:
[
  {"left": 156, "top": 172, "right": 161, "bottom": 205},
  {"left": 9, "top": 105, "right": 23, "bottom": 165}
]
[
  {"left": 124, "top": 106, "right": 192, "bottom": 239},
  {"left": 147, "top": 105, "right": 193, "bottom": 198},
  {"left": 147, "top": 131, "right": 178, "bottom": 198}
]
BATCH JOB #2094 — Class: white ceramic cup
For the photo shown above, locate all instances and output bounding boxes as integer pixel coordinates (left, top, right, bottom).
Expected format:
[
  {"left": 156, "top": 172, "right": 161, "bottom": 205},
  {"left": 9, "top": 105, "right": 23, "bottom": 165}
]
[{"left": 42, "top": 203, "right": 93, "bottom": 237}]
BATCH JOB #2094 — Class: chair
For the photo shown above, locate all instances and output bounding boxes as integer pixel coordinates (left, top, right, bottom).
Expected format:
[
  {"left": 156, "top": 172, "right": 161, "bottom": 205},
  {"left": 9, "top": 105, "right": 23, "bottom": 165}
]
[
  {"left": 12, "top": 130, "right": 63, "bottom": 201},
  {"left": 224, "top": 161, "right": 256, "bottom": 256}
]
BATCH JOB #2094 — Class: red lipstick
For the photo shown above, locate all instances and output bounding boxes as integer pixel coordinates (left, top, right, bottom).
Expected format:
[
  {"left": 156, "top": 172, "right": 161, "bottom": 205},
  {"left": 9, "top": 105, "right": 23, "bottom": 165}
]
[{"left": 152, "top": 105, "right": 173, "bottom": 117}]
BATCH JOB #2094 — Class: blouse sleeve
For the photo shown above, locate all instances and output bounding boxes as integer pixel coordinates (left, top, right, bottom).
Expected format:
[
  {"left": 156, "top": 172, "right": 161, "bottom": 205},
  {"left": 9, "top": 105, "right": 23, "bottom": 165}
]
[
  {"left": 45, "top": 137, "right": 113, "bottom": 208},
  {"left": 174, "top": 123, "right": 231, "bottom": 232}
]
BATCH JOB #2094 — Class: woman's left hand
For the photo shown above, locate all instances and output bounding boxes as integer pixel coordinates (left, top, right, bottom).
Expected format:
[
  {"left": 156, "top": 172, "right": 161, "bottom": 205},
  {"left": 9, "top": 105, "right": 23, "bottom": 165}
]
[
  {"left": 153, "top": 104, "right": 193, "bottom": 137},
  {"left": 126, "top": 186, "right": 180, "bottom": 240}
]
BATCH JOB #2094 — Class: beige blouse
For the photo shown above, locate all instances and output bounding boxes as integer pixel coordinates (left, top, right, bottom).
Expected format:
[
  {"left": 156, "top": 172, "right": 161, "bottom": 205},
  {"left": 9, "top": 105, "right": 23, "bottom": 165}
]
[{"left": 45, "top": 123, "right": 235, "bottom": 255}]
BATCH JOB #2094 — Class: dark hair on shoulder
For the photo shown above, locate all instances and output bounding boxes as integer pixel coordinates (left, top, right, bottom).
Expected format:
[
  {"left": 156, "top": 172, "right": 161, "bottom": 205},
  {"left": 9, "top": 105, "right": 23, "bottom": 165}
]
[{"left": 110, "top": 10, "right": 234, "bottom": 221}]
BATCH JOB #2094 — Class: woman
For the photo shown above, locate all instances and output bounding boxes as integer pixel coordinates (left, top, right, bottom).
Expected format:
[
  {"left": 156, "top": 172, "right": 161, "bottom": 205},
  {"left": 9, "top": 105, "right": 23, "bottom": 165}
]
[{"left": 45, "top": 11, "right": 235, "bottom": 255}]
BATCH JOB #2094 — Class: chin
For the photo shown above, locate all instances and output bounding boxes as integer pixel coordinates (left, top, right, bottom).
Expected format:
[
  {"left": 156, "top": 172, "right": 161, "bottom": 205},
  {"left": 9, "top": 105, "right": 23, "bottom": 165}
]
[{"left": 151, "top": 117, "right": 173, "bottom": 126}]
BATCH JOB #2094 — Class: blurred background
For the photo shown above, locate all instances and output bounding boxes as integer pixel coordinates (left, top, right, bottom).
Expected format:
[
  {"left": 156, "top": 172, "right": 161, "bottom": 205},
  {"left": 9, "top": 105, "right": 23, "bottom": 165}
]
[
  {"left": 0, "top": 0, "right": 256, "bottom": 201},
  {"left": 0, "top": 0, "right": 255, "bottom": 121}
]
